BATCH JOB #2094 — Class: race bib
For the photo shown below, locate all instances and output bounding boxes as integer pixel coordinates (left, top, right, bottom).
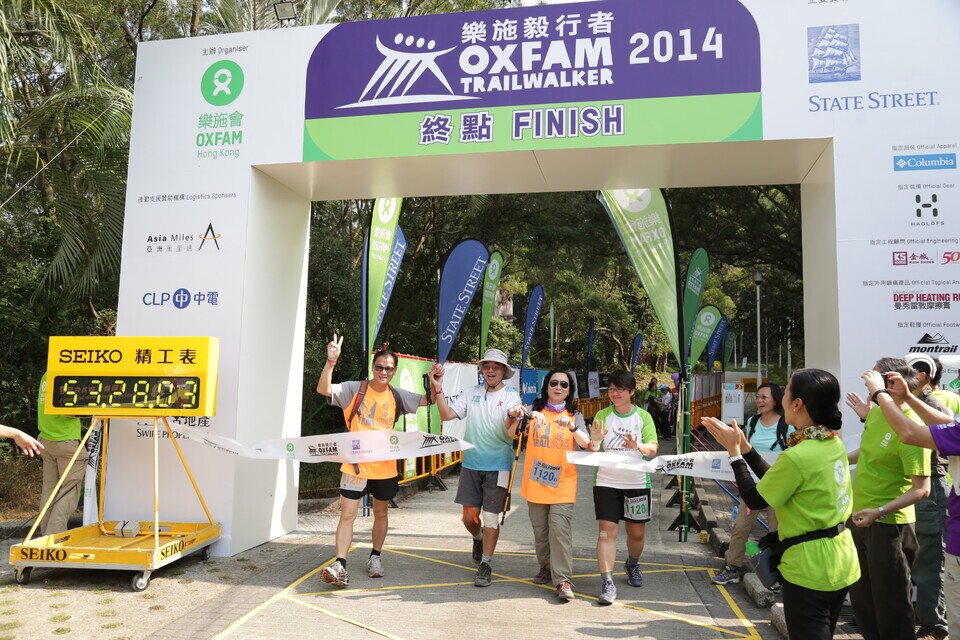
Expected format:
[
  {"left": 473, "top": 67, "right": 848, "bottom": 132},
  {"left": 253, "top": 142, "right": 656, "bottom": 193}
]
[
  {"left": 529, "top": 459, "right": 561, "bottom": 488},
  {"left": 624, "top": 493, "right": 651, "bottom": 520},
  {"left": 340, "top": 473, "right": 368, "bottom": 493}
]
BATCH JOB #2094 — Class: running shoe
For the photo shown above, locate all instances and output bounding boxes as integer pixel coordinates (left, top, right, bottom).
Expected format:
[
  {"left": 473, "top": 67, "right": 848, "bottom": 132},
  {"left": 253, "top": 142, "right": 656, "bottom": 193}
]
[
  {"left": 475, "top": 561, "right": 492, "bottom": 587},
  {"left": 710, "top": 565, "right": 741, "bottom": 585},
  {"left": 367, "top": 554, "right": 384, "bottom": 578},
  {"left": 556, "top": 580, "right": 575, "bottom": 601},
  {"left": 321, "top": 560, "right": 349, "bottom": 587},
  {"left": 916, "top": 625, "right": 948, "bottom": 640},
  {"left": 598, "top": 579, "right": 617, "bottom": 605},
  {"left": 532, "top": 567, "right": 552, "bottom": 585},
  {"left": 625, "top": 562, "right": 644, "bottom": 587},
  {"left": 472, "top": 538, "right": 483, "bottom": 564}
]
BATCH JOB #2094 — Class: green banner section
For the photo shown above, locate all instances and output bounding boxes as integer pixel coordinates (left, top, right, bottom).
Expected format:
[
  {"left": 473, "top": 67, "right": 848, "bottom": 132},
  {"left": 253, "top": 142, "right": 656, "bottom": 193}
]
[
  {"left": 366, "top": 198, "right": 402, "bottom": 358},
  {"left": 682, "top": 248, "right": 710, "bottom": 356},
  {"left": 689, "top": 305, "right": 722, "bottom": 365},
  {"left": 479, "top": 250, "right": 503, "bottom": 357},
  {"left": 394, "top": 356, "right": 441, "bottom": 479},
  {"left": 304, "top": 93, "right": 762, "bottom": 161},
  {"left": 724, "top": 330, "right": 737, "bottom": 365},
  {"left": 599, "top": 189, "right": 680, "bottom": 363}
]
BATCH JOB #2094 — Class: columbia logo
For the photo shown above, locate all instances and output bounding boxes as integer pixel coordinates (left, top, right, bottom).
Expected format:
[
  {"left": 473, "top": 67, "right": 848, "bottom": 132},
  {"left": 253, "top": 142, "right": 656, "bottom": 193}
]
[
  {"left": 896, "top": 158, "right": 907, "bottom": 169},
  {"left": 894, "top": 153, "right": 957, "bottom": 172}
]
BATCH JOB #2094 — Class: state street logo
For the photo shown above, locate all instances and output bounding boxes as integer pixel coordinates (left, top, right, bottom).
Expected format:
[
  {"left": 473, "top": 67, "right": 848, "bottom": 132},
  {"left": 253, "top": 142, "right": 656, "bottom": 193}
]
[
  {"left": 201, "top": 60, "right": 244, "bottom": 106},
  {"left": 612, "top": 189, "right": 652, "bottom": 213},
  {"left": 341, "top": 33, "right": 473, "bottom": 109},
  {"left": 807, "top": 24, "right": 860, "bottom": 83}
]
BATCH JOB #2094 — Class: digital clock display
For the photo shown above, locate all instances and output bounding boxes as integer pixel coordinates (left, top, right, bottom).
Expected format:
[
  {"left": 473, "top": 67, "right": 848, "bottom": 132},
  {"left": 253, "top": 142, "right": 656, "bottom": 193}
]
[{"left": 52, "top": 376, "right": 201, "bottom": 411}]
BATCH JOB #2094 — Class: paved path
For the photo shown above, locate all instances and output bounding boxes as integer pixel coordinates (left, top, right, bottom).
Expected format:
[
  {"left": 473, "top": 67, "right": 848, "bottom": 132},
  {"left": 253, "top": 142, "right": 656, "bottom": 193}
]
[{"left": 150, "top": 458, "right": 778, "bottom": 640}]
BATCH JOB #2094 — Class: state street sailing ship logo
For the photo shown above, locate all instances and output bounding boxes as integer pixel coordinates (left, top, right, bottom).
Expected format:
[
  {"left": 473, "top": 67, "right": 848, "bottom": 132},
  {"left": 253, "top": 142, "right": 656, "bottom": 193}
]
[
  {"left": 807, "top": 24, "right": 860, "bottom": 83},
  {"left": 340, "top": 33, "right": 477, "bottom": 108}
]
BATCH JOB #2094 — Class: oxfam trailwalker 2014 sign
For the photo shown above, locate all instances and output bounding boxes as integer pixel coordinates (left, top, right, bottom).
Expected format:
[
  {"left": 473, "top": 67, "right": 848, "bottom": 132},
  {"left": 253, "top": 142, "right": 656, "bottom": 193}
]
[{"left": 303, "top": 0, "right": 762, "bottom": 160}]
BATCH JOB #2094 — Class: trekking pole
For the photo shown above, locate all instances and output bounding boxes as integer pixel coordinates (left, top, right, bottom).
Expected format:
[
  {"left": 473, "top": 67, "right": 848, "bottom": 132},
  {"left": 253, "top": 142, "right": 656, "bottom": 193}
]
[{"left": 500, "top": 414, "right": 529, "bottom": 525}]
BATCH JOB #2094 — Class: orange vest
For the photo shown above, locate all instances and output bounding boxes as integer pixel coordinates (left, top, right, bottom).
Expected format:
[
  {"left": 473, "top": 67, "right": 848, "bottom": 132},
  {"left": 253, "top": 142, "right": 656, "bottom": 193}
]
[
  {"left": 520, "top": 408, "right": 579, "bottom": 504},
  {"left": 339, "top": 385, "right": 400, "bottom": 480}
]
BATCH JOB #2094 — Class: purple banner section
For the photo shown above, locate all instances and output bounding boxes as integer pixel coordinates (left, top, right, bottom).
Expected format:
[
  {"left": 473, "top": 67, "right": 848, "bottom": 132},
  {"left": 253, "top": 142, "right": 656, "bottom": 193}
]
[
  {"left": 706, "top": 315, "right": 729, "bottom": 367},
  {"left": 630, "top": 333, "right": 643, "bottom": 372},
  {"left": 305, "top": 0, "right": 760, "bottom": 120},
  {"left": 437, "top": 239, "right": 489, "bottom": 364},
  {"left": 522, "top": 284, "right": 545, "bottom": 369}
]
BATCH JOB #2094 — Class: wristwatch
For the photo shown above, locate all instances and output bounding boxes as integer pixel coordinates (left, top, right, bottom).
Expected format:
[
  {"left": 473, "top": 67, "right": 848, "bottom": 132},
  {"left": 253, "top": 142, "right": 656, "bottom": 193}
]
[
  {"left": 871, "top": 389, "right": 891, "bottom": 404},
  {"left": 877, "top": 505, "right": 886, "bottom": 518}
]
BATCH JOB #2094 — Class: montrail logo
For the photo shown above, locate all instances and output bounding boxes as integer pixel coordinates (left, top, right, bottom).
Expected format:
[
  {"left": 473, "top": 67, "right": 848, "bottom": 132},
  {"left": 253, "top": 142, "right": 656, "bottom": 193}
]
[
  {"left": 914, "top": 333, "right": 958, "bottom": 354},
  {"left": 339, "top": 33, "right": 476, "bottom": 109},
  {"left": 894, "top": 153, "right": 957, "bottom": 172}
]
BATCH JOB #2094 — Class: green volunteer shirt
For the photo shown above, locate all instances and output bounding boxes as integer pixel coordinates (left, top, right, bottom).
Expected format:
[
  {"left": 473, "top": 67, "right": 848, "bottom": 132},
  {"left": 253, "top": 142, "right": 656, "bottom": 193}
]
[
  {"left": 932, "top": 388, "right": 960, "bottom": 417},
  {"left": 757, "top": 436, "right": 861, "bottom": 592},
  {"left": 852, "top": 405, "right": 931, "bottom": 524},
  {"left": 37, "top": 373, "right": 81, "bottom": 441}
]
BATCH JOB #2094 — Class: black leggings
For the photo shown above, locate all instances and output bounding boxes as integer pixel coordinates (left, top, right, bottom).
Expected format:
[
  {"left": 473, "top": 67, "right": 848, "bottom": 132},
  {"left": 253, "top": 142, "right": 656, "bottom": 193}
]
[{"left": 781, "top": 580, "right": 848, "bottom": 640}]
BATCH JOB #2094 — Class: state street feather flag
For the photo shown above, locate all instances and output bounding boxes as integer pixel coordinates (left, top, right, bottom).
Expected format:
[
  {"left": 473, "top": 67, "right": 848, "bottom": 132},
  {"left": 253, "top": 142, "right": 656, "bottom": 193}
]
[
  {"left": 599, "top": 189, "right": 680, "bottom": 363},
  {"left": 437, "top": 239, "right": 489, "bottom": 364},
  {"left": 724, "top": 330, "right": 738, "bottom": 365},
  {"left": 586, "top": 317, "right": 595, "bottom": 372},
  {"left": 375, "top": 226, "right": 407, "bottom": 343},
  {"left": 365, "top": 197, "right": 402, "bottom": 356},
  {"left": 522, "top": 284, "right": 545, "bottom": 369},
  {"left": 706, "top": 315, "right": 730, "bottom": 369},
  {"left": 630, "top": 333, "right": 643, "bottom": 372}
]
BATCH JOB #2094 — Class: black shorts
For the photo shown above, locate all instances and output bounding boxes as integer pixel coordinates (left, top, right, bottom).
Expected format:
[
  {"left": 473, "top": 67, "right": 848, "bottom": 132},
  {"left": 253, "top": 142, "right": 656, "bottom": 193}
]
[
  {"left": 339, "top": 473, "right": 399, "bottom": 501},
  {"left": 593, "top": 486, "right": 652, "bottom": 523},
  {"left": 455, "top": 468, "right": 510, "bottom": 514}
]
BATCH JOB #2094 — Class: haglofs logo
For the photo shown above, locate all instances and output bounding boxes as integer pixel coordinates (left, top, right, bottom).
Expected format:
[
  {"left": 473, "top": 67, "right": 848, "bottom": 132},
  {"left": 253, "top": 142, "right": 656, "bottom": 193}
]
[
  {"left": 201, "top": 60, "right": 244, "bottom": 107},
  {"left": 807, "top": 24, "right": 860, "bottom": 84},
  {"left": 914, "top": 333, "right": 958, "bottom": 353},
  {"left": 894, "top": 153, "right": 957, "bottom": 171},
  {"left": 341, "top": 33, "right": 469, "bottom": 109},
  {"left": 914, "top": 193, "right": 939, "bottom": 218}
]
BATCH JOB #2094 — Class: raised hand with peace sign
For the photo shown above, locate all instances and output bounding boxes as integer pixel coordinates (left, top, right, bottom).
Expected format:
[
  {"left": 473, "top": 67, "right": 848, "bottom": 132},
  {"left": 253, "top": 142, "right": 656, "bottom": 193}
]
[{"left": 327, "top": 333, "right": 344, "bottom": 365}]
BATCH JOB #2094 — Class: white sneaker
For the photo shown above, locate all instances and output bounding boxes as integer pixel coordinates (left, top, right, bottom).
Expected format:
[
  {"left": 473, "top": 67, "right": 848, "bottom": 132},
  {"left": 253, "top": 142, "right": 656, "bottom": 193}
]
[
  {"left": 367, "top": 554, "right": 384, "bottom": 578},
  {"left": 321, "top": 560, "right": 349, "bottom": 587}
]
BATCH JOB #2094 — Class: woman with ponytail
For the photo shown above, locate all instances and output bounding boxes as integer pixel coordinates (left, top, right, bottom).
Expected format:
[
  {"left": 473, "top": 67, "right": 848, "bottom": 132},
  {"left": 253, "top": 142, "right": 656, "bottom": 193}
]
[{"left": 703, "top": 369, "right": 860, "bottom": 639}]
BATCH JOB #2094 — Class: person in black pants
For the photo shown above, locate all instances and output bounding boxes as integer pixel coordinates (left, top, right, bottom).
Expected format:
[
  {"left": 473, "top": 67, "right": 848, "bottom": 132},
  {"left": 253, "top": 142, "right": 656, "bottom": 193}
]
[{"left": 703, "top": 368, "right": 861, "bottom": 640}]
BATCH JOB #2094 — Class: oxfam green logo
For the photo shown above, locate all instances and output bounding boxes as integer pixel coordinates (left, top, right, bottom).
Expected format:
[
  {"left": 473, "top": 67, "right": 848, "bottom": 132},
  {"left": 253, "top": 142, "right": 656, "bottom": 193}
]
[
  {"left": 201, "top": 60, "right": 244, "bottom": 106},
  {"left": 285, "top": 443, "right": 294, "bottom": 452}
]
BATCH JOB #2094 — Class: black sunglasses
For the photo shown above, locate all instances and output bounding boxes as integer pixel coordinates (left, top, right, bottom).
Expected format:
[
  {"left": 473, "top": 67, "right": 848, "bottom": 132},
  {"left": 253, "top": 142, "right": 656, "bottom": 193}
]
[{"left": 549, "top": 380, "right": 569, "bottom": 389}]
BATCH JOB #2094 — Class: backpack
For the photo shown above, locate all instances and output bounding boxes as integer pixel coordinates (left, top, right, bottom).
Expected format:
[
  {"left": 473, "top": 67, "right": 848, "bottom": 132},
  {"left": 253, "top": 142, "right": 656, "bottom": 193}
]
[
  {"left": 747, "top": 414, "right": 789, "bottom": 451},
  {"left": 345, "top": 380, "right": 408, "bottom": 474}
]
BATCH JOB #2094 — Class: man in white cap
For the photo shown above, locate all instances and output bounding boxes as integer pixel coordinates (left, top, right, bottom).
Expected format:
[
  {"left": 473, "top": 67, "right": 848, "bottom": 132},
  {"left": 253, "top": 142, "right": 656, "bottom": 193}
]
[{"left": 431, "top": 348, "right": 526, "bottom": 587}]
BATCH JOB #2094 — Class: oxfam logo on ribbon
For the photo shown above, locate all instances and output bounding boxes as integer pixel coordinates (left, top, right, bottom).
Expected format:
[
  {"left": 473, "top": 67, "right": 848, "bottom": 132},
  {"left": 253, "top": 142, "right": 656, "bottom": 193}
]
[
  {"left": 201, "top": 60, "right": 244, "bottom": 106},
  {"left": 613, "top": 189, "right": 652, "bottom": 213}
]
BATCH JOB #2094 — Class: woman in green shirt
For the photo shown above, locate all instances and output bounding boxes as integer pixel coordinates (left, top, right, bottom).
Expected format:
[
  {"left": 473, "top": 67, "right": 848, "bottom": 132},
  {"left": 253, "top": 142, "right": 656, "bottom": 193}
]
[{"left": 703, "top": 368, "right": 860, "bottom": 640}]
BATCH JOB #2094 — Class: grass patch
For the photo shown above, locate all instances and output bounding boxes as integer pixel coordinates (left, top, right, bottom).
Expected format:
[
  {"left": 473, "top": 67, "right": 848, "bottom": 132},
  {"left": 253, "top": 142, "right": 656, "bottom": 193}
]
[
  {"left": 48, "top": 591, "right": 67, "bottom": 598},
  {"left": 50, "top": 614, "right": 71, "bottom": 623},
  {"left": 98, "top": 609, "right": 119, "bottom": 618},
  {"left": 0, "top": 622, "right": 21, "bottom": 631},
  {"left": 52, "top": 627, "right": 70, "bottom": 635},
  {"left": 49, "top": 602, "right": 68, "bottom": 609},
  {"left": 0, "top": 609, "right": 13, "bottom": 616},
  {"left": 236, "top": 558, "right": 250, "bottom": 563},
  {"left": 139, "top": 592, "right": 157, "bottom": 600},
  {"left": 101, "top": 622, "right": 122, "bottom": 629},
  {"left": 148, "top": 604, "right": 164, "bottom": 612},
  {"left": 92, "top": 587, "right": 111, "bottom": 593},
  {"left": 98, "top": 597, "right": 114, "bottom": 605},
  {"left": 168, "top": 568, "right": 185, "bottom": 576},
  {"left": 177, "top": 579, "right": 192, "bottom": 585},
  {"left": 205, "top": 567, "right": 220, "bottom": 573}
]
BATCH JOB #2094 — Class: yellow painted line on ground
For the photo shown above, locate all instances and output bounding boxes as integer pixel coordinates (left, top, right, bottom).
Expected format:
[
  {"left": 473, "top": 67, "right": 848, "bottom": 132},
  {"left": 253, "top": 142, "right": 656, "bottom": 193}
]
[
  {"left": 285, "top": 595, "right": 408, "bottom": 640},
  {"left": 708, "top": 569, "right": 762, "bottom": 640},
  {"left": 211, "top": 545, "right": 354, "bottom": 640},
  {"left": 294, "top": 581, "right": 480, "bottom": 597},
  {"left": 383, "top": 543, "right": 712, "bottom": 570},
  {"left": 386, "top": 545, "right": 750, "bottom": 639},
  {"left": 567, "top": 567, "right": 712, "bottom": 579}
]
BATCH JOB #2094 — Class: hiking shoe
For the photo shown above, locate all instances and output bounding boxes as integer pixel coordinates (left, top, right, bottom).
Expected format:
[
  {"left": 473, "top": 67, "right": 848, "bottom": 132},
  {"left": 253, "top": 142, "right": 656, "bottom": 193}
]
[
  {"left": 367, "top": 555, "right": 383, "bottom": 578},
  {"left": 532, "top": 567, "right": 552, "bottom": 585},
  {"left": 625, "top": 562, "right": 644, "bottom": 587},
  {"left": 321, "top": 561, "right": 349, "bottom": 587},
  {"left": 711, "top": 565, "right": 741, "bottom": 585},
  {"left": 557, "top": 580, "right": 575, "bottom": 601},
  {"left": 598, "top": 578, "right": 617, "bottom": 605},
  {"left": 916, "top": 625, "right": 948, "bottom": 640},
  {"left": 472, "top": 538, "right": 483, "bottom": 564},
  {"left": 475, "top": 562, "right": 492, "bottom": 587}
]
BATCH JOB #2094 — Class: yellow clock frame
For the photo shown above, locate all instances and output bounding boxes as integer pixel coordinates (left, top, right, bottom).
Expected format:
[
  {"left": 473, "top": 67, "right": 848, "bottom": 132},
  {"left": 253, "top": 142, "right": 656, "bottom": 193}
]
[{"left": 45, "top": 336, "right": 219, "bottom": 417}]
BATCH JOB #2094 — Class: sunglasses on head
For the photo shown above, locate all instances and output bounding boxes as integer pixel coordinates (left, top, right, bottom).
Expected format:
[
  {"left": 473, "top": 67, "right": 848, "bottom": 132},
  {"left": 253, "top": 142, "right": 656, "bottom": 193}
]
[
  {"left": 549, "top": 379, "right": 569, "bottom": 389},
  {"left": 373, "top": 364, "right": 396, "bottom": 373}
]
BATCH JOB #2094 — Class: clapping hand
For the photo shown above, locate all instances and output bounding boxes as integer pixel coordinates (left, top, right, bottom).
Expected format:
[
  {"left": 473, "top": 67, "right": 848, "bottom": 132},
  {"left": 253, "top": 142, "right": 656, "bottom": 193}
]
[
  {"left": 701, "top": 417, "right": 748, "bottom": 456},
  {"left": 590, "top": 418, "right": 606, "bottom": 444}
]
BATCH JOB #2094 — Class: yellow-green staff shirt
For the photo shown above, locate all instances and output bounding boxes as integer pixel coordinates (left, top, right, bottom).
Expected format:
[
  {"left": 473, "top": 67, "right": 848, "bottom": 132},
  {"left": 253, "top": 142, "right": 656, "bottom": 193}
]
[
  {"left": 757, "top": 436, "right": 861, "bottom": 592},
  {"left": 37, "top": 373, "right": 81, "bottom": 441},
  {"left": 852, "top": 405, "right": 931, "bottom": 524}
]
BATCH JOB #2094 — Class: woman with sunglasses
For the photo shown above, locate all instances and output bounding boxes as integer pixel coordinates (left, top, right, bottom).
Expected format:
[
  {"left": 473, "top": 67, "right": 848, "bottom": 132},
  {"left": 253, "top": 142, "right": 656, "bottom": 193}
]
[
  {"left": 521, "top": 370, "right": 591, "bottom": 601},
  {"left": 587, "top": 370, "right": 659, "bottom": 605}
]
